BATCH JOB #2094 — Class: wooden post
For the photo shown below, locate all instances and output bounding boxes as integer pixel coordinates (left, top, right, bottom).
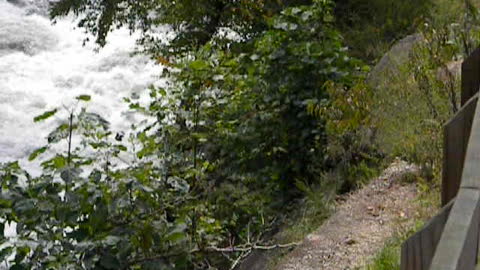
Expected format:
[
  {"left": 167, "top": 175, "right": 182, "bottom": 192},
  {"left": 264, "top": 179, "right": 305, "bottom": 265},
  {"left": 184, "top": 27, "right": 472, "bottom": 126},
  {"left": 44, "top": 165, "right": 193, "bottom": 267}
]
[
  {"left": 429, "top": 189, "right": 480, "bottom": 270},
  {"left": 442, "top": 95, "right": 478, "bottom": 206},
  {"left": 462, "top": 48, "right": 480, "bottom": 106},
  {"left": 402, "top": 46, "right": 480, "bottom": 270},
  {"left": 430, "top": 97, "right": 480, "bottom": 269},
  {"left": 400, "top": 200, "right": 454, "bottom": 270}
]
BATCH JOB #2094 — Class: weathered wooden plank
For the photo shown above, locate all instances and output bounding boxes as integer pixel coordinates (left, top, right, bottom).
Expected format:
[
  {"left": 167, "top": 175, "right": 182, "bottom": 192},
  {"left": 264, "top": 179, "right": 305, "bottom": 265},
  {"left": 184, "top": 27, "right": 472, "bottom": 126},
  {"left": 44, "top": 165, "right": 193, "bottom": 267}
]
[
  {"left": 442, "top": 95, "right": 478, "bottom": 205},
  {"left": 402, "top": 229, "right": 415, "bottom": 270},
  {"left": 421, "top": 200, "right": 454, "bottom": 269},
  {"left": 462, "top": 47, "right": 480, "bottom": 106},
  {"left": 400, "top": 200, "right": 454, "bottom": 270},
  {"left": 420, "top": 228, "right": 433, "bottom": 269},
  {"left": 460, "top": 95, "right": 480, "bottom": 190},
  {"left": 432, "top": 200, "right": 454, "bottom": 247},
  {"left": 457, "top": 192, "right": 480, "bottom": 270},
  {"left": 429, "top": 188, "right": 480, "bottom": 270},
  {"left": 442, "top": 119, "right": 461, "bottom": 207},
  {"left": 401, "top": 240, "right": 408, "bottom": 270},
  {"left": 478, "top": 218, "right": 480, "bottom": 267},
  {"left": 404, "top": 46, "right": 480, "bottom": 270},
  {"left": 413, "top": 233, "right": 422, "bottom": 270},
  {"left": 477, "top": 228, "right": 480, "bottom": 270},
  {"left": 408, "top": 235, "right": 415, "bottom": 270}
]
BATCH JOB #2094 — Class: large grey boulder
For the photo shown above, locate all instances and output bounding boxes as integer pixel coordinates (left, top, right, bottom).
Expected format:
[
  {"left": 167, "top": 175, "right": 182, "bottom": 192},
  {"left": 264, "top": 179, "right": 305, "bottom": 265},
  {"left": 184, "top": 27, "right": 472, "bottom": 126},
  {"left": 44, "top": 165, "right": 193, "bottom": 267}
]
[{"left": 367, "top": 34, "right": 424, "bottom": 88}]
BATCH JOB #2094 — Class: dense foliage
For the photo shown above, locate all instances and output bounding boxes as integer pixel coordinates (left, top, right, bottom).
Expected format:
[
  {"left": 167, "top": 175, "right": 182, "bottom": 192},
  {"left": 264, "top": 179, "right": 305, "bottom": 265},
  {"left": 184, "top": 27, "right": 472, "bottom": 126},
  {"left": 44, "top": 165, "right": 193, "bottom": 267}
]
[
  {"left": 370, "top": 0, "right": 480, "bottom": 181},
  {"left": 49, "top": 0, "right": 311, "bottom": 54},
  {"left": 0, "top": 0, "right": 382, "bottom": 269}
]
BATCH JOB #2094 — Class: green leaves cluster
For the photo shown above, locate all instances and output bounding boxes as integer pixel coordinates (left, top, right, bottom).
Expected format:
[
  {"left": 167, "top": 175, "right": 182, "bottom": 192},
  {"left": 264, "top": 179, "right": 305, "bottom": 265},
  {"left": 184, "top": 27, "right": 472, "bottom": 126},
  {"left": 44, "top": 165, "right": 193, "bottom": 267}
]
[
  {"left": 0, "top": 97, "right": 235, "bottom": 269},
  {"left": 0, "top": 0, "right": 378, "bottom": 269},
  {"left": 49, "top": 0, "right": 311, "bottom": 53},
  {"left": 369, "top": 0, "right": 480, "bottom": 180}
]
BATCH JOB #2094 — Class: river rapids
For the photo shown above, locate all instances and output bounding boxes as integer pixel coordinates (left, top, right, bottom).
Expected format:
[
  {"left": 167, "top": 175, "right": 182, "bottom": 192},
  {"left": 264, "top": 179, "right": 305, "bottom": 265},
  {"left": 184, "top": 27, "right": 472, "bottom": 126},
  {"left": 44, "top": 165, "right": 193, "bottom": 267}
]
[{"left": 0, "top": 0, "right": 163, "bottom": 174}]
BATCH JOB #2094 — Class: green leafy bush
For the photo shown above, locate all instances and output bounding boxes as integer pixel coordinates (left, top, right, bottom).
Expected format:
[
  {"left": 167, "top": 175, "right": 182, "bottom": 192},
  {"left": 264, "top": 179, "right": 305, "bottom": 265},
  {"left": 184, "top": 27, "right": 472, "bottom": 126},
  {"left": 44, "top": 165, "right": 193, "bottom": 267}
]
[
  {"left": 370, "top": 0, "right": 480, "bottom": 180},
  {"left": 0, "top": 1, "right": 377, "bottom": 269}
]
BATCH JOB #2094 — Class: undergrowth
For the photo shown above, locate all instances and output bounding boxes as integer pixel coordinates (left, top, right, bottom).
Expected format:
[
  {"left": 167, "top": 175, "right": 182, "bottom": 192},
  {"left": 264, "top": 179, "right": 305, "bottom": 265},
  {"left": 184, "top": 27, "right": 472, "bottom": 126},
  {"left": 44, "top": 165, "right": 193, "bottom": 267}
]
[{"left": 362, "top": 2, "right": 474, "bottom": 267}]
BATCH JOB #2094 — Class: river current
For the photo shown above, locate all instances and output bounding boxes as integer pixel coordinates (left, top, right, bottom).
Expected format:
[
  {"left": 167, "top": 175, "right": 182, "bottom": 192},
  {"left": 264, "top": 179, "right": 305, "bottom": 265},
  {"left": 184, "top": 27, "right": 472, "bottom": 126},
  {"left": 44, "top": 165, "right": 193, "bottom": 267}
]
[{"left": 0, "top": 0, "right": 163, "bottom": 174}]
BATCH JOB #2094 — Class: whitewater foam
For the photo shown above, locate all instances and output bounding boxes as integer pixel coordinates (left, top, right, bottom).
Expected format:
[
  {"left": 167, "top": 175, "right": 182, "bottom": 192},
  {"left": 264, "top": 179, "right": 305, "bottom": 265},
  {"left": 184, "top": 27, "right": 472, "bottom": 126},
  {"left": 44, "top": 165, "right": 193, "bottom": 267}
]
[{"left": 0, "top": 0, "right": 164, "bottom": 174}]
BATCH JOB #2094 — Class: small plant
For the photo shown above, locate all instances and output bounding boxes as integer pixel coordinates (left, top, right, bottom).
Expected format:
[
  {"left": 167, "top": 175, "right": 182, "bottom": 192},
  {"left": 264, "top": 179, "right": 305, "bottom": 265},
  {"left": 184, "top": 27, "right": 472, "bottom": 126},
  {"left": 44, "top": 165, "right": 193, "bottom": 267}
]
[{"left": 365, "top": 243, "right": 400, "bottom": 270}]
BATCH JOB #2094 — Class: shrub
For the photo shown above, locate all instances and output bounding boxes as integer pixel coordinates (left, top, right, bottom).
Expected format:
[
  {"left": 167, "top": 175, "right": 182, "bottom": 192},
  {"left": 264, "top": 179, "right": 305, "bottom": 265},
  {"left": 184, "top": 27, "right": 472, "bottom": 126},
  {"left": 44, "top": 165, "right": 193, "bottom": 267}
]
[{"left": 369, "top": 0, "right": 480, "bottom": 180}]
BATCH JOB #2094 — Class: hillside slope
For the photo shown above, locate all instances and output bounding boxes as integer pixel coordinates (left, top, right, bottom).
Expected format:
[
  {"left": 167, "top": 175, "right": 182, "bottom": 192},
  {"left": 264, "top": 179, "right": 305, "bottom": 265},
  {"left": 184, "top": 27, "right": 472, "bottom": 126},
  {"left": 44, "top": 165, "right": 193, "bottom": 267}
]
[{"left": 272, "top": 161, "right": 428, "bottom": 270}]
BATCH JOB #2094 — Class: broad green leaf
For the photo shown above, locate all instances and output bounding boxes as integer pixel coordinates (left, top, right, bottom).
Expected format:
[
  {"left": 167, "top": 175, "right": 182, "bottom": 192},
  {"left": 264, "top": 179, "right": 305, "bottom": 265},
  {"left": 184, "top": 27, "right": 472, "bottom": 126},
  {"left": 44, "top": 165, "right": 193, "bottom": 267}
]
[
  {"left": 223, "top": 59, "right": 239, "bottom": 67},
  {"left": 47, "top": 123, "right": 70, "bottom": 143},
  {"left": 41, "top": 155, "right": 67, "bottom": 170},
  {"left": 37, "top": 201, "right": 54, "bottom": 213},
  {"left": 60, "top": 169, "right": 77, "bottom": 183},
  {"left": 0, "top": 247, "right": 13, "bottom": 262},
  {"left": 189, "top": 60, "right": 209, "bottom": 70},
  {"left": 89, "top": 170, "right": 102, "bottom": 182},
  {"left": 129, "top": 103, "right": 143, "bottom": 111},
  {"left": 33, "top": 109, "right": 57, "bottom": 122},
  {"left": 28, "top": 147, "right": 48, "bottom": 161},
  {"left": 103, "top": 236, "right": 121, "bottom": 246},
  {"left": 76, "top": 95, "right": 91, "bottom": 101},
  {"left": 67, "top": 228, "right": 90, "bottom": 242},
  {"left": 142, "top": 260, "right": 168, "bottom": 270},
  {"left": 79, "top": 111, "right": 110, "bottom": 129},
  {"left": 99, "top": 254, "right": 121, "bottom": 269},
  {"left": 166, "top": 222, "right": 187, "bottom": 243},
  {"left": 14, "top": 199, "right": 37, "bottom": 214},
  {"left": 116, "top": 144, "right": 127, "bottom": 151},
  {"left": 165, "top": 232, "right": 186, "bottom": 243},
  {"left": 53, "top": 155, "right": 67, "bottom": 169},
  {"left": 158, "top": 88, "right": 167, "bottom": 96},
  {"left": 14, "top": 246, "right": 30, "bottom": 264},
  {"left": 10, "top": 264, "right": 27, "bottom": 270}
]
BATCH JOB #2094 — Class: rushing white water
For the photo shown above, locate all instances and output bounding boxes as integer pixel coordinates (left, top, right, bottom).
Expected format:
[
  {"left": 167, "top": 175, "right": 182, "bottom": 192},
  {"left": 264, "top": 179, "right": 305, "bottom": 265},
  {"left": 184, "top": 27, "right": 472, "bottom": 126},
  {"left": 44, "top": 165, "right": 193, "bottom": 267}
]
[{"left": 0, "top": 0, "right": 164, "bottom": 174}]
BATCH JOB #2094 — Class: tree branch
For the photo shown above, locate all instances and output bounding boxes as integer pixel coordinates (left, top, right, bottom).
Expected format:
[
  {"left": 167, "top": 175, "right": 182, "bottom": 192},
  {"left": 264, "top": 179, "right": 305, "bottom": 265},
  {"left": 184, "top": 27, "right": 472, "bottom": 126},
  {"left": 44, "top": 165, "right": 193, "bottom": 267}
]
[{"left": 206, "top": 242, "right": 301, "bottom": 253}]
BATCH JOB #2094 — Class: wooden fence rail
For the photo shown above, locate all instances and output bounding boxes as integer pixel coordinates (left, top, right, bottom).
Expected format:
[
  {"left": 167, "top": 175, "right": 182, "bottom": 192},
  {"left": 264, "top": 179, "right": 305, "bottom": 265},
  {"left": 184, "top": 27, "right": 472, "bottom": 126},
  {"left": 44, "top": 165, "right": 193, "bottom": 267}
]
[
  {"left": 401, "top": 200, "right": 454, "bottom": 270},
  {"left": 400, "top": 48, "right": 480, "bottom": 270}
]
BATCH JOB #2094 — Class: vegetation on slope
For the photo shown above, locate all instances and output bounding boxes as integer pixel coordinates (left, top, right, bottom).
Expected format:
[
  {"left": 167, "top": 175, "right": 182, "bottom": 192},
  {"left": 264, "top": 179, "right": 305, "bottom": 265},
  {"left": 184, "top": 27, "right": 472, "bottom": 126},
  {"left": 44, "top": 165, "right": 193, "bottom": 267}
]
[
  {"left": 1, "top": 0, "right": 479, "bottom": 269},
  {"left": 365, "top": 0, "right": 480, "bottom": 268},
  {"left": 1, "top": 1, "right": 377, "bottom": 269}
]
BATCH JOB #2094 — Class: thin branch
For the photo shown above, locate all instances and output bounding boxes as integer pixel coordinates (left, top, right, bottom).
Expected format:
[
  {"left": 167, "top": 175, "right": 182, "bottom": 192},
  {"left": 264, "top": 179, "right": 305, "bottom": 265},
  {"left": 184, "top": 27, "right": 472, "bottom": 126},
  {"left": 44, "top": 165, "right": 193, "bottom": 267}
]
[
  {"left": 206, "top": 242, "right": 301, "bottom": 253},
  {"left": 230, "top": 250, "right": 252, "bottom": 270},
  {"left": 122, "top": 232, "right": 299, "bottom": 270},
  {"left": 67, "top": 111, "right": 74, "bottom": 166}
]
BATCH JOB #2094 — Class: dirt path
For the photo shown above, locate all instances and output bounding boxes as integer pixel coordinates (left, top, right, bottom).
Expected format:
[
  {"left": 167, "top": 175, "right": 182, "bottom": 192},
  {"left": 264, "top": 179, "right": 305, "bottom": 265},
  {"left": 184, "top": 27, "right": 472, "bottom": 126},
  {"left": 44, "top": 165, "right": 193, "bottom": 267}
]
[{"left": 274, "top": 160, "right": 424, "bottom": 270}]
